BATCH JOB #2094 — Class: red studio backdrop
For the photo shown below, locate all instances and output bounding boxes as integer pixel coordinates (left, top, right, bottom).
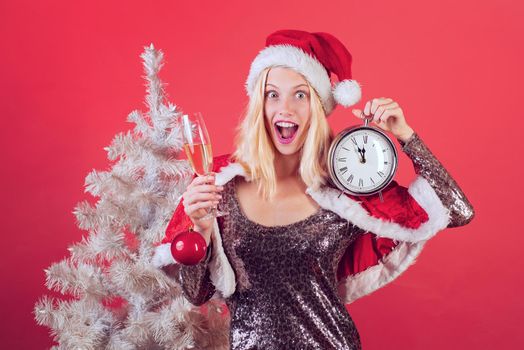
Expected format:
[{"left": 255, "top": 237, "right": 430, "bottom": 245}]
[{"left": 1, "top": 0, "right": 522, "bottom": 349}]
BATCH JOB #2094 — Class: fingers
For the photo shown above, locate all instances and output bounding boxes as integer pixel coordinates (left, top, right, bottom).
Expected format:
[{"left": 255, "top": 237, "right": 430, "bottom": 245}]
[
  {"left": 187, "top": 173, "right": 223, "bottom": 194},
  {"left": 364, "top": 100, "right": 372, "bottom": 116},
  {"left": 355, "top": 98, "right": 396, "bottom": 123},
  {"left": 183, "top": 186, "right": 223, "bottom": 206},
  {"left": 187, "top": 191, "right": 222, "bottom": 204},
  {"left": 374, "top": 102, "right": 398, "bottom": 123},
  {"left": 187, "top": 173, "right": 216, "bottom": 189},
  {"left": 364, "top": 98, "right": 393, "bottom": 116},
  {"left": 183, "top": 173, "right": 224, "bottom": 219},
  {"left": 376, "top": 107, "right": 403, "bottom": 125},
  {"left": 351, "top": 109, "right": 364, "bottom": 119},
  {"left": 189, "top": 184, "right": 222, "bottom": 194},
  {"left": 185, "top": 200, "right": 219, "bottom": 217}
]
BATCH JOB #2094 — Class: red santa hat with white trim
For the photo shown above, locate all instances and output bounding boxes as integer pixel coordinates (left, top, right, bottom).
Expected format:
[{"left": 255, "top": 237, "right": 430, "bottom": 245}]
[{"left": 245, "top": 29, "right": 362, "bottom": 116}]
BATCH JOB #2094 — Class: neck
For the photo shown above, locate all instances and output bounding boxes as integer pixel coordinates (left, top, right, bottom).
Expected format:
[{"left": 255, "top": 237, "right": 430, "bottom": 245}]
[{"left": 273, "top": 152, "right": 301, "bottom": 180}]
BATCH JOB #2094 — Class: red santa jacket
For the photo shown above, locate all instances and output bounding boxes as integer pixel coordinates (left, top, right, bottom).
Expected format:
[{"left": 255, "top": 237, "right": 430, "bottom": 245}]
[{"left": 152, "top": 154, "right": 450, "bottom": 304}]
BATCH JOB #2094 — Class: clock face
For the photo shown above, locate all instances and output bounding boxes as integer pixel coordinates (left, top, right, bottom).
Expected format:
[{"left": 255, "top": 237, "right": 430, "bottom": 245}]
[{"left": 329, "top": 126, "right": 398, "bottom": 195}]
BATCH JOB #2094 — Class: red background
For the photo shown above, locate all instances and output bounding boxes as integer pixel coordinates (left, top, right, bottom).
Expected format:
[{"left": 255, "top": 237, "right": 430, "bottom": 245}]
[{"left": 1, "top": 0, "right": 521, "bottom": 348}]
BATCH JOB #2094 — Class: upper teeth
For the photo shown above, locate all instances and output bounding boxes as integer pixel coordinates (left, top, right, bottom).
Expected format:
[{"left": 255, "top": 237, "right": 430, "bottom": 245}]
[{"left": 276, "top": 121, "right": 297, "bottom": 127}]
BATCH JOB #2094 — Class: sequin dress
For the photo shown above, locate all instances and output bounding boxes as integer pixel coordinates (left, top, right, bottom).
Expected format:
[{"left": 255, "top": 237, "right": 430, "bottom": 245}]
[
  {"left": 223, "top": 177, "right": 366, "bottom": 349},
  {"left": 177, "top": 132, "right": 475, "bottom": 350}
]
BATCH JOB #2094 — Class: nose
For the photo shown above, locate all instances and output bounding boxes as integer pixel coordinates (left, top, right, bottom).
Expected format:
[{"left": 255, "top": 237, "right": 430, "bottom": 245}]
[{"left": 278, "top": 95, "right": 294, "bottom": 116}]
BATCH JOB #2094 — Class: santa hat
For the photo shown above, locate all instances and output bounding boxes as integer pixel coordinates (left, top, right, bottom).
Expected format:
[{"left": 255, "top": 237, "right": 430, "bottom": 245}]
[{"left": 245, "top": 29, "right": 362, "bottom": 116}]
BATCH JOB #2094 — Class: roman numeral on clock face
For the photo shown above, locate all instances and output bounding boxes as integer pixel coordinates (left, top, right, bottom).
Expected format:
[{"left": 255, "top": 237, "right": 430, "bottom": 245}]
[
  {"left": 347, "top": 174, "right": 354, "bottom": 183},
  {"left": 351, "top": 137, "right": 357, "bottom": 145},
  {"left": 338, "top": 157, "right": 347, "bottom": 162},
  {"left": 363, "top": 135, "right": 368, "bottom": 144},
  {"left": 358, "top": 178, "right": 363, "bottom": 187},
  {"left": 378, "top": 171, "right": 385, "bottom": 177},
  {"left": 340, "top": 166, "right": 348, "bottom": 174}
]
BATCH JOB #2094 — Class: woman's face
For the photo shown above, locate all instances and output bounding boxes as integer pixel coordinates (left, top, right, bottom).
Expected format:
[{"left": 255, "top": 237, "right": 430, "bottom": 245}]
[{"left": 264, "top": 67, "right": 311, "bottom": 156}]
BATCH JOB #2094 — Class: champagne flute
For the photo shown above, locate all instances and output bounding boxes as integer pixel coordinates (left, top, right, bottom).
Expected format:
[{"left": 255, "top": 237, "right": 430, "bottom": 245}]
[{"left": 181, "top": 112, "right": 227, "bottom": 221}]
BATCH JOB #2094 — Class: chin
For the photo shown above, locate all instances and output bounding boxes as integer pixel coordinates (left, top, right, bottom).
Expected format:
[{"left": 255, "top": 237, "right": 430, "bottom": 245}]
[
  {"left": 275, "top": 147, "right": 300, "bottom": 156},
  {"left": 272, "top": 134, "right": 305, "bottom": 156}
]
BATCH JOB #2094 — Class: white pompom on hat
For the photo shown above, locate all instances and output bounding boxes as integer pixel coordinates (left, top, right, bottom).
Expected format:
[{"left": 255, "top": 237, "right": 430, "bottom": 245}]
[{"left": 245, "top": 29, "right": 362, "bottom": 116}]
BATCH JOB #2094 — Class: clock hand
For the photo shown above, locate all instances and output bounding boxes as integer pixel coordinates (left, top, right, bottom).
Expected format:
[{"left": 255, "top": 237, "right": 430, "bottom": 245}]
[
  {"left": 353, "top": 145, "right": 363, "bottom": 159},
  {"left": 356, "top": 144, "right": 367, "bottom": 163},
  {"left": 354, "top": 145, "right": 365, "bottom": 163}
]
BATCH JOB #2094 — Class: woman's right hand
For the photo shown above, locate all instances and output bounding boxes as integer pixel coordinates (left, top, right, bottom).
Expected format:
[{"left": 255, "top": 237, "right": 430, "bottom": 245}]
[{"left": 182, "top": 173, "right": 224, "bottom": 243}]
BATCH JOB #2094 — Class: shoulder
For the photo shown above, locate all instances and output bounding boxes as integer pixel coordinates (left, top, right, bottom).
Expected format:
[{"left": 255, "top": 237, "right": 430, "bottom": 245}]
[
  {"left": 309, "top": 180, "right": 430, "bottom": 230},
  {"left": 211, "top": 153, "right": 234, "bottom": 171},
  {"left": 212, "top": 153, "right": 249, "bottom": 187}
]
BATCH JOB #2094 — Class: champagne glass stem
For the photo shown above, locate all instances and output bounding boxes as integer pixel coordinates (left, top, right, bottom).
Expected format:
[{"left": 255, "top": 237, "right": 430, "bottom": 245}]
[{"left": 196, "top": 172, "right": 227, "bottom": 222}]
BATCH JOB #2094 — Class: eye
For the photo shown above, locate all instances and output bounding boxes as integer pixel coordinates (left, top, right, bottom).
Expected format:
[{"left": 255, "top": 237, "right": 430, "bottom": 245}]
[
  {"left": 296, "top": 91, "right": 308, "bottom": 99},
  {"left": 265, "top": 91, "right": 278, "bottom": 99}
]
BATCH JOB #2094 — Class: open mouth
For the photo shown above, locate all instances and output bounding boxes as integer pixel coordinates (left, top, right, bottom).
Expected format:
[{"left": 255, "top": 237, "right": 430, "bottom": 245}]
[
  {"left": 275, "top": 121, "right": 298, "bottom": 144},
  {"left": 274, "top": 121, "right": 299, "bottom": 144}
]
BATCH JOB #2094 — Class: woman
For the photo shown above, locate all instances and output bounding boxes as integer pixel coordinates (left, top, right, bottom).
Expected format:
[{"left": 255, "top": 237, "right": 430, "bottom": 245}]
[{"left": 153, "top": 30, "right": 475, "bottom": 349}]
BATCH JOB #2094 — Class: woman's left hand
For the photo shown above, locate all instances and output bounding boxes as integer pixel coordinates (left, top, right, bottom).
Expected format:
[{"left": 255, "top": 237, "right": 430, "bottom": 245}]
[{"left": 351, "top": 97, "right": 414, "bottom": 142}]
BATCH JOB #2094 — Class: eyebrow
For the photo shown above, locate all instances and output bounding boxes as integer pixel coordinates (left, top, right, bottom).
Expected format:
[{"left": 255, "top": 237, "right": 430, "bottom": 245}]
[{"left": 266, "top": 83, "right": 308, "bottom": 89}]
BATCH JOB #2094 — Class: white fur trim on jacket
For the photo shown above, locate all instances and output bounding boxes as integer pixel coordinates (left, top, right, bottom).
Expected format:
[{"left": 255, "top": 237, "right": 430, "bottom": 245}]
[
  {"left": 326, "top": 176, "right": 450, "bottom": 303},
  {"left": 151, "top": 162, "right": 245, "bottom": 299},
  {"left": 245, "top": 45, "right": 336, "bottom": 115},
  {"left": 151, "top": 217, "right": 237, "bottom": 299},
  {"left": 305, "top": 176, "right": 450, "bottom": 243},
  {"left": 337, "top": 240, "right": 425, "bottom": 304},
  {"left": 153, "top": 161, "right": 450, "bottom": 303}
]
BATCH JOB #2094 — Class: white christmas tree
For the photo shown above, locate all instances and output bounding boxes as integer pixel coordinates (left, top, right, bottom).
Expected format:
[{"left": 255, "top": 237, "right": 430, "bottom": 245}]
[{"left": 34, "top": 44, "right": 230, "bottom": 350}]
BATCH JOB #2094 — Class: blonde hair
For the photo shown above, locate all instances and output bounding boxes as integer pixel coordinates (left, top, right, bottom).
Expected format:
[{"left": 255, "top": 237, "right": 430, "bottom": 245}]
[{"left": 232, "top": 67, "right": 334, "bottom": 200}]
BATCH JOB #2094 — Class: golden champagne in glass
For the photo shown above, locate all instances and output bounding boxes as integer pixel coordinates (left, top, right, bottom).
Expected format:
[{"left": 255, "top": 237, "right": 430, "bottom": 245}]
[
  {"left": 181, "top": 112, "right": 227, "bottom": 220},
  {"left": 183, "top": 143, "right": 213, "bottom": 176}
]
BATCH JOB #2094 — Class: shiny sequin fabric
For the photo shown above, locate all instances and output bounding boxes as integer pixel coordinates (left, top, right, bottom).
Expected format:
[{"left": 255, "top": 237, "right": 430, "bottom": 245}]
[
  {"left": 220, "top": 177, "right": 365, "bottom": 349},
  {"left": 179, "top": 178, "right": 365, "bottom": 349},
  {"left": 399, "top": 133, "right": 475, "bottom": 227},
  {"left": 177, "top": 132, "right": 476, "bottom": 349}
]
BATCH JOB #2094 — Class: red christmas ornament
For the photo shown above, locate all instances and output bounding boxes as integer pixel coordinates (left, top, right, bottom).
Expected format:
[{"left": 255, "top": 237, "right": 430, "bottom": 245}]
[{"left": 170, "top": 227, "right": 208, "bottom": 265}]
